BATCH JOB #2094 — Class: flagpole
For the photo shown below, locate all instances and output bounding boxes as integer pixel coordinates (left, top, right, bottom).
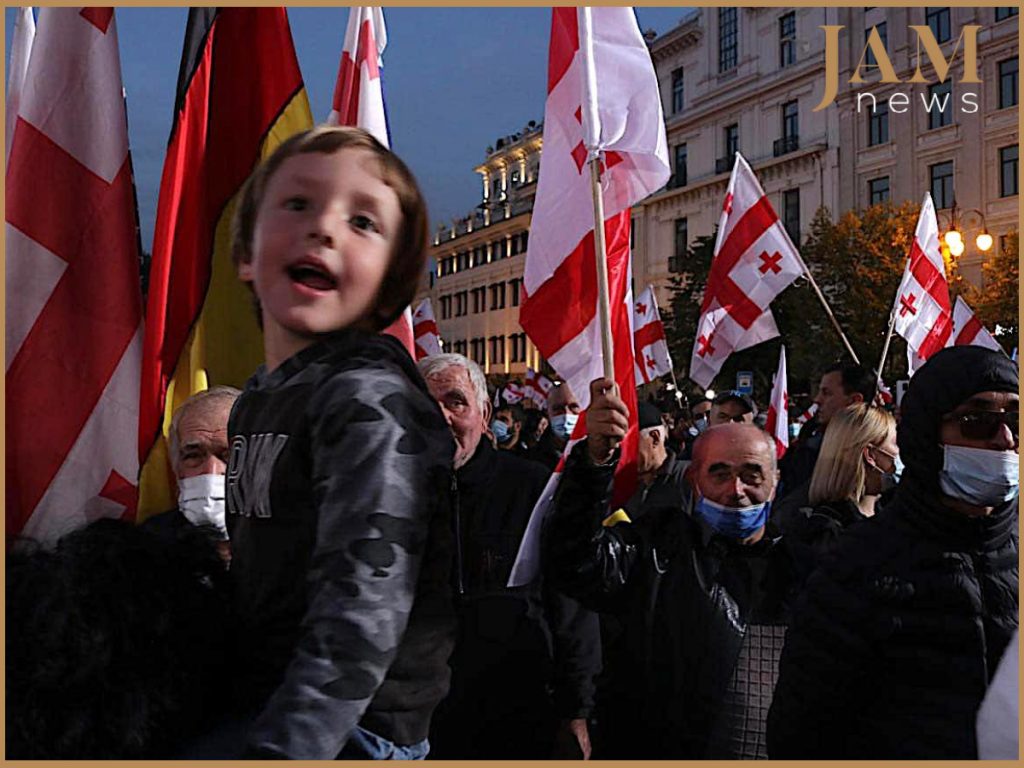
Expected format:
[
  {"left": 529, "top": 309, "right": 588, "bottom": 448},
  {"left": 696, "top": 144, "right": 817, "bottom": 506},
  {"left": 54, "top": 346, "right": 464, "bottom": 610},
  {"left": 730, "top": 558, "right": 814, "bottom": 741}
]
[
  {"left": 791, "top": 250, "right": 861, "bottom": 365},
  {"left": 876, "top": 283, "right": 902, "bottom": 383},
  {"left": 579, "top": 7, "right": 615, "bottom": 382}
]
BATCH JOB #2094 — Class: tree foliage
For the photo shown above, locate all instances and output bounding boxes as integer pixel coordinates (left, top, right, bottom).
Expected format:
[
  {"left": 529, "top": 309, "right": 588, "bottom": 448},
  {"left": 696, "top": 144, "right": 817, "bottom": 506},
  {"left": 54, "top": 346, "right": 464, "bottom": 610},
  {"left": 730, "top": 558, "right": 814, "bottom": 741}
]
[{"left": 960, "top": 230, "right": 1018, "bottom": 352}]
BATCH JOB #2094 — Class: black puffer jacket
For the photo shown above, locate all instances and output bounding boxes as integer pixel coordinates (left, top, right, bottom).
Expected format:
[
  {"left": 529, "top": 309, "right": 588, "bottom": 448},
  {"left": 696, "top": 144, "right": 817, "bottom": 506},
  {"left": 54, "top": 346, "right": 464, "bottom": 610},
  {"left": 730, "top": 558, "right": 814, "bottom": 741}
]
[
  {"left": 768, "top": 346, "right": 1019, "bottom": 758},
  {"left": 544, "top": 442, "right": 794, "bottom": 758}
]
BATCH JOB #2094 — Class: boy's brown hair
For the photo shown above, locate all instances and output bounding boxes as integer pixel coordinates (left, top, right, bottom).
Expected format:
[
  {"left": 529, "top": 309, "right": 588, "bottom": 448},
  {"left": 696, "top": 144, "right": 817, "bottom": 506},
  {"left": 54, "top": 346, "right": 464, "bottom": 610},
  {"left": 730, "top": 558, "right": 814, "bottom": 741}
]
[{"left": 232, "top": 125, "right": 429, "bottom": 332}]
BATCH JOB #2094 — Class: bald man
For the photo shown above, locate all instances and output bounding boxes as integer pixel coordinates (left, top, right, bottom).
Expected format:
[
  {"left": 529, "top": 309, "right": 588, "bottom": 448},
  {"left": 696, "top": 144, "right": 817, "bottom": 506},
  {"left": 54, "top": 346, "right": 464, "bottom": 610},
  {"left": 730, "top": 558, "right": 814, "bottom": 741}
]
[{"left": 543, "top": 378, "right": 796, "bottom": 759}]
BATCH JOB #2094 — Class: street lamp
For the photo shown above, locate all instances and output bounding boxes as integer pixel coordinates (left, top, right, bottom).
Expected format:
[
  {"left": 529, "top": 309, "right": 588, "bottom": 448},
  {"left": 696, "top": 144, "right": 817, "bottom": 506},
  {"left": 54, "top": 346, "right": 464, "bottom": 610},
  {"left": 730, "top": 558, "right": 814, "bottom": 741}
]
[{"left": 938, "top": 200, "right": 993, "bottom": 256}]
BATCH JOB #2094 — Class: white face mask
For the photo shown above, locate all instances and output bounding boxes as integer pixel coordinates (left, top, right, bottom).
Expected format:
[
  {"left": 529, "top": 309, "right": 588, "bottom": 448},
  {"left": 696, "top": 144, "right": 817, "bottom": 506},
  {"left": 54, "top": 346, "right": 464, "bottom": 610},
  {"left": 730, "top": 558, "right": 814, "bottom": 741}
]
[
  {"left": 550, "top": 412, "right": 579, "bottom": 440},
  {"left": 939, "top": 445, "right": 1019, "bottom": 507},
  {"left": 177, "top": 473, "right": 228, "bottom": 539}
]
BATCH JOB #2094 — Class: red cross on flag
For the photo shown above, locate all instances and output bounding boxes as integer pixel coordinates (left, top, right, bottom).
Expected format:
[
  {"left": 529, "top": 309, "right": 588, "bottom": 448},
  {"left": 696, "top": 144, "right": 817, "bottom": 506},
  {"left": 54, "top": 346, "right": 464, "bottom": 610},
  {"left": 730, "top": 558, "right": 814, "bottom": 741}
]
[
  {"left": 327, "top": 7, "right": 415, "bottom": 357},
  {"left": 765, "top": 346, "right": 790, "bottom": 459},
  {"left": 689, "top": 153, "right": 804, "bottom": 389},
  {"left": 411, "top": 298, "right": 442, "bottom": 360},
  {"left": 6, "top": 8, "right": 143, "bottom": 544},
  {"left": 510, "top": 7, "right": 670, "bottom": 587},
  {"left": 633, "top": 284, "right": 673, "bottom": 385},
  {"left": 892, "top": 193, "right": 953, "bottom": 375},
  {"left": 952, "top": 295, "right": 1003, "bottom": 352}
]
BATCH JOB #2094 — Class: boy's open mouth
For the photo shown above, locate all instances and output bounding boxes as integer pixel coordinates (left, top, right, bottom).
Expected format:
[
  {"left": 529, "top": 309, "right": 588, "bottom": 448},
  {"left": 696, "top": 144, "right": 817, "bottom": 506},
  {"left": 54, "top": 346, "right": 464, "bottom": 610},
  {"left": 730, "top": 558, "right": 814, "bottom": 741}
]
[{"left": 288, "top": 260, "right": 338, "bottom": 291}]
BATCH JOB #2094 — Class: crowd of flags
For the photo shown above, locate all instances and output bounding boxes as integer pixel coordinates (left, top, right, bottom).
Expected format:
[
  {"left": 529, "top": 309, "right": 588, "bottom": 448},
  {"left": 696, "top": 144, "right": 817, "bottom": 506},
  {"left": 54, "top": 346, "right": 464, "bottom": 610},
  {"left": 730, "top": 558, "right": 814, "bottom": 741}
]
[{"left": 5, "top": 7, "right": 1012, "bottom": 548}]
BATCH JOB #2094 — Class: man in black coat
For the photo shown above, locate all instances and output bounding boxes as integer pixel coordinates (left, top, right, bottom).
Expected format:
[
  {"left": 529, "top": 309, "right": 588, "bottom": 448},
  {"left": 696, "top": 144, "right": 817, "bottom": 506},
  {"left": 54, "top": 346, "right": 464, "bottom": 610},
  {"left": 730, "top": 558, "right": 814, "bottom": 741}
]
[
  {"left": 543, "top": 378, "right": 795, "bottom": 759},
  {"left": 419, "top": 354, "right": 601, "bottom": 759},
  {"left": 767, "top": 345, "right": 1018, "bottom": 758}
]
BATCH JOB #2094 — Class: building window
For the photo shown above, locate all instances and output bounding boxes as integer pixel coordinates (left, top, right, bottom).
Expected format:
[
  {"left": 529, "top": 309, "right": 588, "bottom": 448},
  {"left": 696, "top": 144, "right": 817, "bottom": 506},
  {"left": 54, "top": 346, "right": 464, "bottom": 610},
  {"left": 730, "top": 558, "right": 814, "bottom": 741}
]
[
  {"left": 489, "top": 282, "right": 506, "bottom": 311},
  {"left": 999, "top": 58, "right": 1018, "bottom": 109},
  {"left": 925, "top": 7, "right": 950, "bottom": 43},
  {"left": 457, "top": 251, "right": 469, "bottom": 271},
  {"left": 670, "top": 218, "right": 688, "bottom": 272},
  {"left": 869, "top": 176, "right": 890, "bottom": 205},
  {"left": 453, "top": 340, "right": 467, "bottom": 356},
  {"left": 510, "top": 333, "right": 527, "bottom": 364},
  {"left": 927, "top": 80, "right": 953, "bottom": 129},
  {"left": 489, "top": 336, "right": 505, "bottom": 366},
  {"left": 868, "top": 101, "right": 889, "bottom": 145},
  {"left": 520, "top": 231, "right": 529, "bottom": 253},
  {"left": 510, "top": 236, "right": 520, "bottom": 256},
  {"left": 671, "top": 67, "right": 684, "bottom": 114},
  {"left": 509, "top": 278, "right": 524, "bottom": 309},
  {"left": 440, "top": 295, "right": 451, "bottom": 320},
  {"left": 863, "top": 23, "right": 887, "bottom": 68},
  {"left": 783, "top": 189, "right": 801, "bottom": 243},
  {"left": 929, "top": 160, "right": 954, "bottom": 209},
  {"left": 775, "top": 101, "right": 799, "bottom": 156},
  {"left": 779, "top": 12, "right": 796, "bottom": 68},
  {"left": 719, "top": 8, "right": 738, "bottom": 72},
  {"left": 1001, "top": 145, "right": 1018, "bottom": 197},
  {"left": 470, "top": 338, "right": 485, "bottom": 365},
  {"left": 673, "top": 143, "right": 687, "bottom": 187},
  {"left": 995, "top": 7, "right": 1018, "bottom": 21},
  {"left": 455, "top": 291, "right": 468, "bottom": 317},
  {"left": 725, "top": 123, "right": 739, "bottom": 157}
]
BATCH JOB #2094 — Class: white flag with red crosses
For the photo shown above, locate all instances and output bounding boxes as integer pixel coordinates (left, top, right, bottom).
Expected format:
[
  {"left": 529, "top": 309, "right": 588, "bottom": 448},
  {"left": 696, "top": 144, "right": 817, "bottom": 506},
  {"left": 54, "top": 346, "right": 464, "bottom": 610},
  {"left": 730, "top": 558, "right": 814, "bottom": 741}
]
[
  {"left": 6, "top": 8, "right": 143, "bottom": 544},
  {"left": 633, "top": 284, "right": 673, "bottom": 385},
  {"left": 688, "top": 153, "right": 804, "bottom": 389},
  {"left": 892, "top": 193, "right": 954, "bottom": 375},
  {"left": 411, "top": 298, "right": 442, "bottom": 360},
  {"left": 765, "top": 345, "right": 789, "bottom": 458}
]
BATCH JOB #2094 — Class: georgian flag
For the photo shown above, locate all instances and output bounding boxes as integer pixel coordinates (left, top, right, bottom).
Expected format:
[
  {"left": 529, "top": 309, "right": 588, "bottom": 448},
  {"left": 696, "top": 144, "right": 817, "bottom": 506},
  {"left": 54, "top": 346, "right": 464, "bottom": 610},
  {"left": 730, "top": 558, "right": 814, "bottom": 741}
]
[
  {"left": 688, "top": 153, "right": 805, "bottom": 389},
  {"left": 524, "top": 367, "right": 554, "bottom": 407},
  {"left": 797, "top": 402, "right": 818, "bottom": 425},
  {"left": 892, "top": 194, "right": 953, "bottom": 375},
  {"left": 633, "top": 284, "right": 673, "bottom": 385},
  {"left": 411, "top": 298, "right": 442, "bottom": 359},
  {"left": 7, "top": 8, "right": 143, "bottom": 543},
  {"left": 509, "top": 7, "right": 670, "bottom": 587},
  {"left": 952, "top": 295, "right": 1002, "bottom": 352}
]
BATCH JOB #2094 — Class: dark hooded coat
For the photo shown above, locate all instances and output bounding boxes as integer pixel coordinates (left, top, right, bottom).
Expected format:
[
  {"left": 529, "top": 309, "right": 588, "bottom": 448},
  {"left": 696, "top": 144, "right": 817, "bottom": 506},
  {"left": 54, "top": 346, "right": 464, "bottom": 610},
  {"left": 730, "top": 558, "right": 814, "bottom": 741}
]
[{"left": 767, "top": 346, "right": 1019, "bottom": 759}]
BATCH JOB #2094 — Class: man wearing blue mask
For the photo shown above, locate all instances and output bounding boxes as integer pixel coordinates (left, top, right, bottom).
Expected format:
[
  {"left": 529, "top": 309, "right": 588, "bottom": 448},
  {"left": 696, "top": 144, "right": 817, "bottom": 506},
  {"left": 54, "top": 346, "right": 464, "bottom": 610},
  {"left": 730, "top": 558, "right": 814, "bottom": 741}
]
[
  {"left": 528, "top": 381, "right": 582, "bottom": 470},
  {"left": 768, "top": 345, "right": 1018, "bottom": 759},
  {"left": 543, "top": 377, "right": 795, "bottom": 759}
]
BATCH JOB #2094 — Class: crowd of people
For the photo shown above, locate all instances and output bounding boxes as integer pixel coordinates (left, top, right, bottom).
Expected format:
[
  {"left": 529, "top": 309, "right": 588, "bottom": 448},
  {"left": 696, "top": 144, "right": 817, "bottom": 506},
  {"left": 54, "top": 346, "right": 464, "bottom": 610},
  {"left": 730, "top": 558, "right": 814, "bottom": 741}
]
[{"left": 7, "top": 126, "right": 1018, "bottom": 760}]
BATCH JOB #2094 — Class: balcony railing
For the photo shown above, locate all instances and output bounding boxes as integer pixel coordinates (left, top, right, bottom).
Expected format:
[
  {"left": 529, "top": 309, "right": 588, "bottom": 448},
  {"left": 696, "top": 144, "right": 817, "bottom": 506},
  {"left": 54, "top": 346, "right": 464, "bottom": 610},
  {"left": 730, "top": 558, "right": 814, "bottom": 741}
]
[
  {"left": 773, "top": 135, "right": 800, "bottom": 157},
  {"left": 715, "top": 156, "right": 733, "bottom": 174}
]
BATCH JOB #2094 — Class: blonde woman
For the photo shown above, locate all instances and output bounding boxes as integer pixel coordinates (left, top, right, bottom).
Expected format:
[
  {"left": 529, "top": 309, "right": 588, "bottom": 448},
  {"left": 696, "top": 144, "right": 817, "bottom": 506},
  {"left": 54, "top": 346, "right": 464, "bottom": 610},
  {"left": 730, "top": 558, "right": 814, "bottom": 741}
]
[{"left": 786, "top": 403, "right": 900, "bottom": 586}]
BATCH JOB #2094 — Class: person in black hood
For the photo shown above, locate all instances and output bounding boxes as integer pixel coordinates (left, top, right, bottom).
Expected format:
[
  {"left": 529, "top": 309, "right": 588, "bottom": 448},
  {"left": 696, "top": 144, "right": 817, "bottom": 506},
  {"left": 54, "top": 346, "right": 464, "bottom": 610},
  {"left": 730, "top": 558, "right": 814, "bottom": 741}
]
[{"left": 767, "top": 345, "right": 1018, "bottom": 759}]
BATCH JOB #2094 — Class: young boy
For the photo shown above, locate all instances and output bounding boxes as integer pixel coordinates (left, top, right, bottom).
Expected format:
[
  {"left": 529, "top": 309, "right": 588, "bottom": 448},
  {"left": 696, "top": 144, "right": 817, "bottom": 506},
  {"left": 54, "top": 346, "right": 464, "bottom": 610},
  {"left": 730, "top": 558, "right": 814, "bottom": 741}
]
[{"left": 226, "top": 126, "right": 456, "bottom": 759}]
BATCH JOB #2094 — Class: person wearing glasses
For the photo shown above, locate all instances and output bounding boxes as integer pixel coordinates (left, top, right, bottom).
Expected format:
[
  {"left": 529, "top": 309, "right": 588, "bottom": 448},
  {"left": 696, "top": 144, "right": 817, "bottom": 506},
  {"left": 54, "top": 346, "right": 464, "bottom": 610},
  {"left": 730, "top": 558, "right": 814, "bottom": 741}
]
[
  {"left": 777, "top": 403, "right": 899, "bottom": 589},
  {"left": 767, "top": 345, "right": 1018, "bottom": 759}
]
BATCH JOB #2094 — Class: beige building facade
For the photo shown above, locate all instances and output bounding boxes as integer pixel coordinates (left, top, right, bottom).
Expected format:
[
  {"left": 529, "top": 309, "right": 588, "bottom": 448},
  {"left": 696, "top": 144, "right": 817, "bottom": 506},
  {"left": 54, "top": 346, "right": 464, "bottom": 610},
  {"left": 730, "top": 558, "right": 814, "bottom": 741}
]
[{"left": 417, "top": 7, "right": 1018, "bottom": 373}]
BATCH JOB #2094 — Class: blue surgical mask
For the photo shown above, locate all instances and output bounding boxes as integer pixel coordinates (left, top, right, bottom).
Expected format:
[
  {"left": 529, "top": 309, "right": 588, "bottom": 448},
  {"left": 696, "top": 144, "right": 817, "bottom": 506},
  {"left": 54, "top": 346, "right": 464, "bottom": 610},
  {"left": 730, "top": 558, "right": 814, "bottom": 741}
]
[
  {"left": 868, "top": 446, "right": 903, "bottom": 494},
  {"left": 550, "top": 412, "right": 578, "bottom": 440},
  {"left": 939, "top": 445, "right": 1019, "bottom": 506},
  {"left": 490, "top": 419, "right": 513, "bottom": 445},
  {"left": 693, "top": 494, "right": 771, "bottom": 539}
]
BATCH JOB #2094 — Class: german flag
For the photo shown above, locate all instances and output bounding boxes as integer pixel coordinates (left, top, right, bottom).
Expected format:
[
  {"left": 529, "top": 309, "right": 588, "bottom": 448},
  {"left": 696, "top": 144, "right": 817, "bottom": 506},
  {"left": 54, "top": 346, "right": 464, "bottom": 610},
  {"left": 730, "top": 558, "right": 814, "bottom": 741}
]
[{"left": 138, "top": 8, "right": 313, "bottom": 519}]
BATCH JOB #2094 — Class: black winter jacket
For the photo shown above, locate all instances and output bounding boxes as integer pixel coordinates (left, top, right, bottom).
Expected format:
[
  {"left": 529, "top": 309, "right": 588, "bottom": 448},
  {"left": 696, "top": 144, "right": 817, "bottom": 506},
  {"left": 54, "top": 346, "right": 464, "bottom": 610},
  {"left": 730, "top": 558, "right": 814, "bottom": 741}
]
[
  {"left": 544, "top": 442, "right": 794, "bottom": 758},
  {"left": 227, "top": 331, "right": 456, "bottom": 758},
  {"left": 430, "top": 439, "right": 601, "bottom": 758}
]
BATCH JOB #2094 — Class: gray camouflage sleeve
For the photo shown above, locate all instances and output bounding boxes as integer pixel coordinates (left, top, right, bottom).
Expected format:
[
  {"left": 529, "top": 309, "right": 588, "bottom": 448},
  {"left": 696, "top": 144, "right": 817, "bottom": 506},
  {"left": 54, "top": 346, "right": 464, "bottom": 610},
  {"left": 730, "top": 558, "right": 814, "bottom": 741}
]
[{"left": 244, "top": 365, "right": 450, "bottom": 759}]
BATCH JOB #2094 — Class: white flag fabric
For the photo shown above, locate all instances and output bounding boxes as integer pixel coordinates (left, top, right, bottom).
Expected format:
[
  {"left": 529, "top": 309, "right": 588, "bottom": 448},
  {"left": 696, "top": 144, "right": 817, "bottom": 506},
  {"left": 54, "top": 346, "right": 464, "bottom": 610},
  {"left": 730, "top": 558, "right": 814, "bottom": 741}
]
[
  {"left": 501, "top": 381, "right": 526, "bottom": 405},
  {"left": 326, "top": 6, "right": 389, "bottom": 146},
  {"left": 765, "top": 346, "right": 789, "bottom": 458},
  {"left": 411, "top": 298, "right": 441, "bottom": 359},
  {"left": 688, "top": 153, "right": 804, "bottom": 389},
  {"left": 952, "top": 295, "right": 1002, "bottom": 352},
  {"left": 6, "top": 7, "right": 36, "bottom": 161},
  {"left": 892, "top": 193, "right": 953, "bottom": 375},
  {"left": 6, "top": 8, "right": 143, "bottom": 544},
  {"left": 633, "top": 284, "right": 673, "bottom": 385},
  {"left": 524, "top": 367, "right": 554, "bottom": 407},
  {"left": 510, "top": 7, "right": 669, "bottom": 588}
]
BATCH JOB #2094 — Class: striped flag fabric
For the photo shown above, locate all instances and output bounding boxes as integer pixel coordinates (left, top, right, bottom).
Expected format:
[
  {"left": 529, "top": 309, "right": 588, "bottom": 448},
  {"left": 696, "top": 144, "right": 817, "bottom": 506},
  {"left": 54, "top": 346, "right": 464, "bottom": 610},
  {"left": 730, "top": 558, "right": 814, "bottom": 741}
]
[
  {"left": 6, "top": 7, "right": 143, "bottom": 544},
  {"left": 951, "top": 295, "right": 1002, "bottom": 352},
  {"left": 412, "top": 298, "right": 442, "bottom": 359},
  {"left": 892, "top": 193, "right": 953, "bottom": 375},
  {"left": 796, "top": 402, "right": 818, "bottom": 425},
  {"left": 764, "top": 345, "right": 789, "bottom": 458},
  {"left": 689, "top": 153, "right": 803, "bottom": 389},
  {"left": 326, "top": 6, "right": 415, "bottom": 356},
  {"left": 5, "top": 7, "right": 35, "bottom": 161},
  {"left": 633, "top": 284, "right": 673, "bottom": 385},
  {"left": 510, "top": 7, "right": 669, "bottom": 587},
  {"left": 138, "top": 8, "right": 313, "bottom": 520}
]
